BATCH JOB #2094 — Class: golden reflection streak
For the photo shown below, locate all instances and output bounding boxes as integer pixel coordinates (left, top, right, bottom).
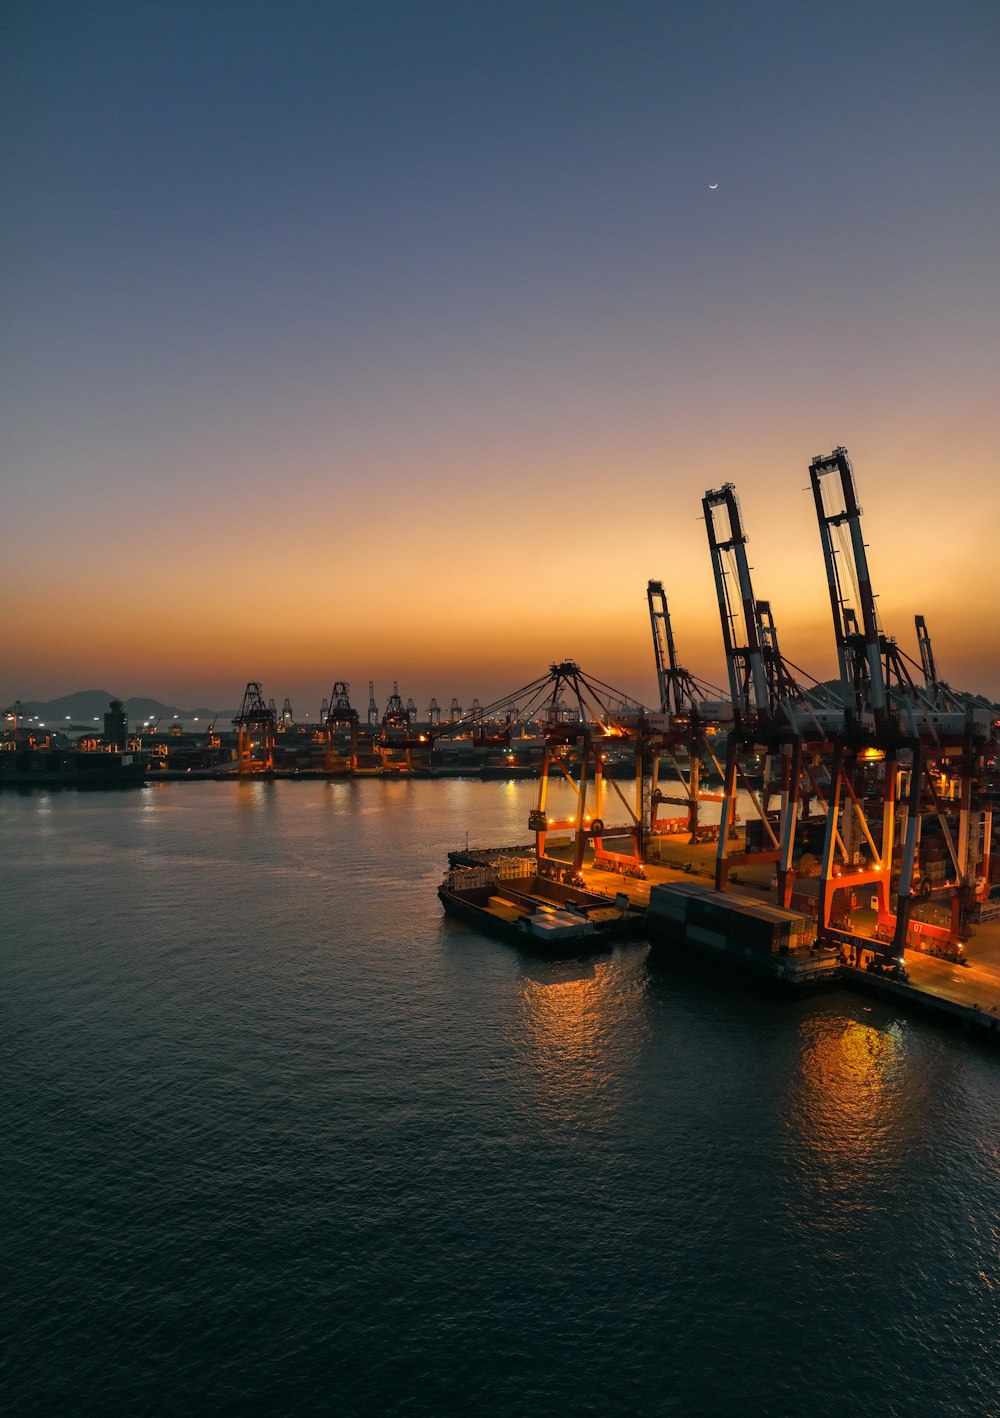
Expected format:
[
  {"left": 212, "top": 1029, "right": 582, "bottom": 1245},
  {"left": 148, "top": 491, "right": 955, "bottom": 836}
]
[
  {"left": 514, "top": 960, "right": 646, "bottom": 1129},
  {"left": 788, "top": 1016, "right": 925, "bottom": 1204}
]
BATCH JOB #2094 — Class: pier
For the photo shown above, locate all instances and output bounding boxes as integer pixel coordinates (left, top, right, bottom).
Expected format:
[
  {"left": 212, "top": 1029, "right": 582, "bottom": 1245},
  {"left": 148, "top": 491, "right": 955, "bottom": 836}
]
[{"left": 545, "top": 832, "right": 1000, "bottom": 1045}]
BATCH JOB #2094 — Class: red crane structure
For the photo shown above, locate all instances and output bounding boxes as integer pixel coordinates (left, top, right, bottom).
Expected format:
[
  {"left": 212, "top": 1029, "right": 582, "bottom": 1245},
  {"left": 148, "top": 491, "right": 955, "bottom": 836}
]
[
  {"left": 433, "top": 661, "right": 650, "bottom": 878},
  {"left": 693, "top": 449, "right": 997, "bottom": 969},
  {"left": 527, "top": 661, "right": 649, "bottom": 878},
  {"left": 675, "top": 450, "right": 1000, "bottom": 969},
  {"left": 701, "top": 482, "right": 838, "bottom": 898},
  {"left": 807, "top": 447, "right": 995, "bottom": 965}
]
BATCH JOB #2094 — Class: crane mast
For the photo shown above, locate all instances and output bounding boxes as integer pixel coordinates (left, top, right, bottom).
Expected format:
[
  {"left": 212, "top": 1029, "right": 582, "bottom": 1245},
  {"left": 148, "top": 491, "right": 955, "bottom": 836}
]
[
  {"left": 809, "top": 447, "right": 888, "bottom": 731},
  {"left": 646, "top": 579, "right": 701, "bottom": 718},
  {"left": 915, "top": 614, "right": 938, "bottom": 691},
  {"left": 702, "top": 484, "right": 769, "bottom": 725}
]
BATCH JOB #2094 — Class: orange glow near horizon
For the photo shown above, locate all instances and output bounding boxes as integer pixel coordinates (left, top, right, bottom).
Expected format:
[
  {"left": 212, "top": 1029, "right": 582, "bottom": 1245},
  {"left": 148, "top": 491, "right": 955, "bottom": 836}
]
[
  {"left": 5, "top": 432, "right": 998, "bottom": 712},
  {"left": 4, "top": 8, "right": 998, "bottom": 712}
]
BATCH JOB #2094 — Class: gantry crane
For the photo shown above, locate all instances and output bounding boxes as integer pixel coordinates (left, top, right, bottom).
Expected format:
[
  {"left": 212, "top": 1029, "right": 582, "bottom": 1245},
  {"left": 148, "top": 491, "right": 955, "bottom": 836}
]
[
  {"left": 428, "top": 661, "right": 651, "bottom": 875},
  {"left": 645, "top": 578, "right": 731, "bottom": 844},
  {"left": 233, "top": 683, "right": 276, "bottom": 772},
  {"left": 325, "top": 681, "right": 360, "bottom": 771},
  {"left": 808, "top": 447, "right": 996, "bottom": 965},
  {"left": 377, "top": 682, "right": 424, "bottom": 771},
  {"left": 702, "top": 483, "right": 836, "bottom": 896},
  {"left": 648, "top": 579, "right": 695, "bottom": 718},
  {"left": 529, "top": 662, "right": 649, "bottom": 876}
]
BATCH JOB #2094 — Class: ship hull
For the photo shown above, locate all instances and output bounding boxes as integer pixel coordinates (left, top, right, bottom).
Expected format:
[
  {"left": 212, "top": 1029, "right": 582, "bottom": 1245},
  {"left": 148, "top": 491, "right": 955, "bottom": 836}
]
[
  {"left": 0, "top": 749, "right": 148, "bottom": 790},
  {"left": 645, "top": 881, "right": 841, "bottom": 993}
]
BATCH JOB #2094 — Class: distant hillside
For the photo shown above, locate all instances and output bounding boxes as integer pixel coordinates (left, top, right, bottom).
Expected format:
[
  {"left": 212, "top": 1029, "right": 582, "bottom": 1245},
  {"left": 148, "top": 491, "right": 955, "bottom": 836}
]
[{"left": 6, "top": 690, "right": 226, "bottom": 723}]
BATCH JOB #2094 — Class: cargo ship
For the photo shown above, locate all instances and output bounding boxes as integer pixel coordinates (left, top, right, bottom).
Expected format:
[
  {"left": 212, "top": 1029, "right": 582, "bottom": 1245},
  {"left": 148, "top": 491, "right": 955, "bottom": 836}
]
[
  {"left": 645, "top": 880, "right": 841, "bottom": 990},
  {"left": 0, "top": 747, "right": 148, "bottom": 789},
  {"left": 439, "top": 848, "right": 645, "bottom": 955}
]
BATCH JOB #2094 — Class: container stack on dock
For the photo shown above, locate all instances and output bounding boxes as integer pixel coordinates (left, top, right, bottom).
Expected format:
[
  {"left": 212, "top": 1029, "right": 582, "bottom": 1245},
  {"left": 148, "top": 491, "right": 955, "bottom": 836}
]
[{"left": 645, "top": 881, "right": 842, "bottom": 990}]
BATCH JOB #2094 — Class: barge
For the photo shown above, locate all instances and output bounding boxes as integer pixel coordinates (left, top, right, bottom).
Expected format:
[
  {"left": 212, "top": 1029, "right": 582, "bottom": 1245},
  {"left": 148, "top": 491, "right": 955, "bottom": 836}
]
[
  {"left": 439, "top": 850, "right": 645, "bottom": 955},
  {"left": 645, "top": 880, "right": 842, "bottom": 991}
]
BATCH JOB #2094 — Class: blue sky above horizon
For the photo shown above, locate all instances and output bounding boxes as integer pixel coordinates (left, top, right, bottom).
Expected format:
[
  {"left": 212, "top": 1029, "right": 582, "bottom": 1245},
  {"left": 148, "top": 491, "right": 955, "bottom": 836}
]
[{"left": 3, "top": 0, "right": 999, "bottom": 710}]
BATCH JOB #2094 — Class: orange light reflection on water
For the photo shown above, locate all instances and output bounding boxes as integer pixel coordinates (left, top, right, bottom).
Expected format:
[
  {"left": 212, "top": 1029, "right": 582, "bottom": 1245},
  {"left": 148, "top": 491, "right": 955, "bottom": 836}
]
[
  {"left": 787, "top": 1014, "right": 927, "bottom": 1216},
  {"left": 514, "top": 957, "right": 647, "bottom": 1133}
]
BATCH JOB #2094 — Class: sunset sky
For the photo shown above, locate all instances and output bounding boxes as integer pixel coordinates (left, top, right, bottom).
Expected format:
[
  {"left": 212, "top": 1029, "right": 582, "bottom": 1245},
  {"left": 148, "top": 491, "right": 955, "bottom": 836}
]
[{"left": 3, "top": 1, "right": 998, "bottom": 715}]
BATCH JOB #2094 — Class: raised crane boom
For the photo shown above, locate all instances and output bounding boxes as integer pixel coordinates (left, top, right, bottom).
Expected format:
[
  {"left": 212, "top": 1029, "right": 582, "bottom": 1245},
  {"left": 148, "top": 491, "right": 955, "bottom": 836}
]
[
  {"left": 915, "top": 614, "right": 938, "bottom": 690},
  {"left": 808, "top": 447, "right": 887, "bottom": 731},
  {"left": 703, "top": 483, "right": 768, "bottom": 724},
  {"left": 646, "top": 579, "right": 700, "bottom": 717}
]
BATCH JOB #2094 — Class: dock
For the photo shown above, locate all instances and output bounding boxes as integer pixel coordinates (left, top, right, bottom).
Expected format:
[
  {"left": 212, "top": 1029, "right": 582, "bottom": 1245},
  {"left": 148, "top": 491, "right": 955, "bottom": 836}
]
[
  {"left": 544, "top": 832, "right": 1000, "bottom": 1048},
  {"left": 845, "top": 962, "right": 1000, "bottom": 1043}
]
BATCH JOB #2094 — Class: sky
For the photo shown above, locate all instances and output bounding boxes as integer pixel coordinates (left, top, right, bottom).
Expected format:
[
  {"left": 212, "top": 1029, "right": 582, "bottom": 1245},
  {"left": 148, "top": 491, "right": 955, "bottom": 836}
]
[{"left": 3, "top": 0, "right": 999, "bottom": 716}]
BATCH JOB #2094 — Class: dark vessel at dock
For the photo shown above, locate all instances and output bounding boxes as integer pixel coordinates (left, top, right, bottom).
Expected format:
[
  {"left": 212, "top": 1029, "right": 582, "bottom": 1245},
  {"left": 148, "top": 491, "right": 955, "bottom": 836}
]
[
  {"left": 645, "top": 880, "right": 842, "bottom": 990},
  {"left": 0, "top": 747, "right": 148, "bottom": 790},
  {"left": 2, "top": 696, "right": 149, "bottom": 789}
]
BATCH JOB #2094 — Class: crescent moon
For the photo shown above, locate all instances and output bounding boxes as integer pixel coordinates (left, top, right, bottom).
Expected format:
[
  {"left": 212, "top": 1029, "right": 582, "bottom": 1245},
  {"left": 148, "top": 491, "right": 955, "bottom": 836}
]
[{"left": 709, "top": 183, "right": 718, "bottom": 189}]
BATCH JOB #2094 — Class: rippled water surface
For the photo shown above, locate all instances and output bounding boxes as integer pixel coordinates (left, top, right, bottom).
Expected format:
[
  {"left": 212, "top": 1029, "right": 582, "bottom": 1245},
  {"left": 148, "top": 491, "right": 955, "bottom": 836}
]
[{"left": 3, "top": 781, "right": 999, "bottom": 1416}]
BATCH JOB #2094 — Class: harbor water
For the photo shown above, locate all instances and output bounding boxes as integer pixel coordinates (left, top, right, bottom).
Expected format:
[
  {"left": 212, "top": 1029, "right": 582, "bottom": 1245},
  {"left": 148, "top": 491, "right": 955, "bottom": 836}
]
[{"left": 3, "top": 780, "right": 999, "bottom": 1416}]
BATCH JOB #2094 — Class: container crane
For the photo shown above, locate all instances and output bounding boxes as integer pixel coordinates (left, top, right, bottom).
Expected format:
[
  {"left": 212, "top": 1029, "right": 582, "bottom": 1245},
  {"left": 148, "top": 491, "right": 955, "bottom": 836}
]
[
  {"left": 325, "top": 681, "right": 360, "bottom": 771},
  {"left": 702, "top": 484, "right": 831, "bottom": 893},
  {"left": 233, "top": 683, "right": 276, "bottom": 772},
  {"left": 382, "top": 682, "right": 409, "bottom": 729},
  {"left": 428, "top": 662, "right": 650, "bottom": 875},
  {"left": 646, "top": 579, "right": 701, "bottom": 718},
  {"left": 808, "top": 448, "right": 995, "bottom": 966},
  {"left": 809, "top": 448, "right": 890, "bottom": 734},
  {"left": 377, "top": 682, "right": 422, "bottom": 771},
  {"left": 703, "top": 484, "right": 769, "bottom": 725},
  {"left": 645, "top": 578, "right": 731, "bottom": 845},
  {"left": 528, "top": 661, "right": 648, "bottom": 876}
]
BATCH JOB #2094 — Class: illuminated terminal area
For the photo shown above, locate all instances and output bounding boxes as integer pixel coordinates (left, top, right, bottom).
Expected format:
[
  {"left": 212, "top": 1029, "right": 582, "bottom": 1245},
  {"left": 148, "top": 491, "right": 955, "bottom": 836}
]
[{"left": 3, "top": 448, "right": 1000, "bottom": 1035}]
